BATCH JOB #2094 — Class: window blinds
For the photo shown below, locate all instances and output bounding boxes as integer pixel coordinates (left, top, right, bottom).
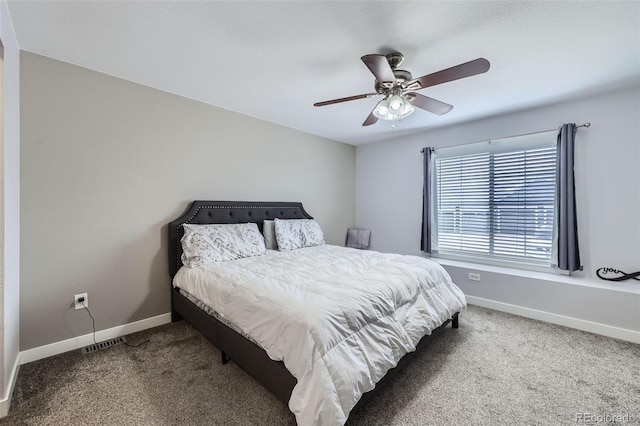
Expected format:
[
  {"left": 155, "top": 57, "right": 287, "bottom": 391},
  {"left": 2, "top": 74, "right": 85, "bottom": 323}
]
[{"left": 433, "top": 132, "right": 557, "bottom": 265}]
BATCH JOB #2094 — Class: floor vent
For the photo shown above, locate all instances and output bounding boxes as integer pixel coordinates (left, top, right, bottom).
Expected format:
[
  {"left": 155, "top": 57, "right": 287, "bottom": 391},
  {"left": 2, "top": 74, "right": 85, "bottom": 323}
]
[{"left": 81, "top": 337, "right": 127, "bottom": 354}]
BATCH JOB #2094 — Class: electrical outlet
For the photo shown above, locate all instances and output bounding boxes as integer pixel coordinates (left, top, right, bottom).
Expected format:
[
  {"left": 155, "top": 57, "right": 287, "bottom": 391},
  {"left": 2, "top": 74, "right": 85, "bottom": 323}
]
[
  {"left": 468, "top": 273, "right": 481, "bottom": 282},
  {"left": 74, "top": 293, "right": 88, "bottom": 310}
]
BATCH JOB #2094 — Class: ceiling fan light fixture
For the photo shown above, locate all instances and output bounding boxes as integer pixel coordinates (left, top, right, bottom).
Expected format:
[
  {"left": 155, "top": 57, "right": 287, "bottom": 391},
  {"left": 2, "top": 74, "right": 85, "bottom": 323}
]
[
  {"left": 373, "top": 94, "right": 415, "bottom": 121},
  {"left": 373, "top": 100, "right": 389, "bottom": 119},
  {"left": 388, "top": 94, "right": 404, "bottom": 112},
  {"left": 397, "top": 99, "right": 415, "bottom": 119}
]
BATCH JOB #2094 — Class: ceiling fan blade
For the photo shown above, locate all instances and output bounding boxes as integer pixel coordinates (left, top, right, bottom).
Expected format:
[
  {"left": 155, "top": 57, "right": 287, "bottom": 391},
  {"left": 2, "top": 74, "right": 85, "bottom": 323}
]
[
  {"left": 361, "top": 54, "right": 396, "bottom": 87},
  {"left": 362, "top": 109, "right": 379, "bottom": 126},
  {"left": 406, "top": 58, "right": 490, "bottom": 91},
  {"left": 407, "top": 93, "right": 453, "bottom": 115},
  {"left": 314, "top": 93, "right": 377, "bottom": 107}
]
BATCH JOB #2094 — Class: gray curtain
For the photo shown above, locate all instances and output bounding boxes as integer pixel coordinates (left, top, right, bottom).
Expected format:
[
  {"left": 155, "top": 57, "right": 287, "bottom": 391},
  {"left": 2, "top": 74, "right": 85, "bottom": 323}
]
[
  {"left": 421, "top": 147, "right": 433, "bottom": 253},
  {"left": 556, "top": 123, "right": 582, "bottom": 271}
]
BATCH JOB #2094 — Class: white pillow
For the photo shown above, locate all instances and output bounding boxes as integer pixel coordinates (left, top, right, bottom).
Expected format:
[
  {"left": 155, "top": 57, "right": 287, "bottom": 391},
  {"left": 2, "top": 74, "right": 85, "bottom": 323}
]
[
  {"left": 181, "top": 223, "right": 267, "bottom": 268},
  {"left": 262, "top": 220, "right": 278, "bottom": 250},
  {"left": 274, "top": 218, "right": 324, "bottom": 251}
]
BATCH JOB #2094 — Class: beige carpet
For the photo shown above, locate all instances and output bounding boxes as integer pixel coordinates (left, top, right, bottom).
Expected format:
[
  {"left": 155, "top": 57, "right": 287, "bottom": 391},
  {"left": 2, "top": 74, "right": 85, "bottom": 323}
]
[{"left": 3, "top": 305, "right": 639, "bottom": 425}]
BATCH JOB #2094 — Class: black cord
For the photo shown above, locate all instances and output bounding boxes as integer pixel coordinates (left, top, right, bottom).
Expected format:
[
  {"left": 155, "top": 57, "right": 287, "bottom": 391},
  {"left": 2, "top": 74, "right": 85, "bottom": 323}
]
[
  {"left": 80, "top": 300, "right": 98, "bottom": 346},
  {"left": 79, "top": 300, "right": 149, "bottom": 348},
  {"left": 122, "top": 338, "right": 147, "bottom": 348},
  {"left": 79, "top": 301, "right": 148, "bottom": 348}
]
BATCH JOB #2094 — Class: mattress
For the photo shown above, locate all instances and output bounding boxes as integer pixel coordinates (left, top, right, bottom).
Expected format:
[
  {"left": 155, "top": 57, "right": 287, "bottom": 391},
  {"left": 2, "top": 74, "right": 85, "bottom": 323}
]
[
  {"left": 179, "top": 288, "right": 263, "bottom": 347},
  {"left": 173, "top": 244, "right": 466, "bottom": 426}
]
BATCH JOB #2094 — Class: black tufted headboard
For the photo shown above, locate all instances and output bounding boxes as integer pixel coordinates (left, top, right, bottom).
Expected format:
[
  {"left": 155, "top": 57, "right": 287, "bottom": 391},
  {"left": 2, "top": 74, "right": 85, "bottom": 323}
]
[{"left": 168, "top": 201, "right": 313, "bottom": 277}]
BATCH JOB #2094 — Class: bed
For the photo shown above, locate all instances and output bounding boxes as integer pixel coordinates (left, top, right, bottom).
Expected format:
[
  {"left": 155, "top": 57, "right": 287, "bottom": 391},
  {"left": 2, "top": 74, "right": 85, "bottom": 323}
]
[{"left": 168, "top": 201, "right": 465, "bottom": 425}]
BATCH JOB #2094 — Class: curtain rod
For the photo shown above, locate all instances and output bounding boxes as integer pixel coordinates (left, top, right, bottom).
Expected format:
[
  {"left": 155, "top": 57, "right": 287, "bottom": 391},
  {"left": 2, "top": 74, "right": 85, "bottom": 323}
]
[{"left": 420, "top": 122, "right": 591, "bottom": 153}]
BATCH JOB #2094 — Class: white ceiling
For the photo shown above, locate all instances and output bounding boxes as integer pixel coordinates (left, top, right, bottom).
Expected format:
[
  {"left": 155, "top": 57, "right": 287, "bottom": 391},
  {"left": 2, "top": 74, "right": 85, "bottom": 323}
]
[{"left": 6, "top": 1, "right": 640, "bottom": 145}]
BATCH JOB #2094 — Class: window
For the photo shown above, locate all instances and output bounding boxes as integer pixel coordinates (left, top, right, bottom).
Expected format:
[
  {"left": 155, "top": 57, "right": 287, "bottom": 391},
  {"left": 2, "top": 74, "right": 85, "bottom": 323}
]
[{"left": 430, "top": 132, "right": 557, "bottom": 268}]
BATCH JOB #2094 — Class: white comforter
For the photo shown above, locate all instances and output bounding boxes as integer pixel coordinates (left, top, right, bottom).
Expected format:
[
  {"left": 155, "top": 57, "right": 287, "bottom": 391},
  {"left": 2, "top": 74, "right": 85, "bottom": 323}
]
[{"left": 173, "top": 245, "right": 466, "bottom": 426}]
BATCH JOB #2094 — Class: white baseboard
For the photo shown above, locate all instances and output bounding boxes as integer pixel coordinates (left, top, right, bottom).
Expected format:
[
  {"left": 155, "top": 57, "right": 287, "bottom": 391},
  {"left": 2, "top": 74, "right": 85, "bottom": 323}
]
[
  {"left": 0, "top": 354, "right": 20, "bottom": 417},
  {"left": 466, "top": 296, "right": 640, "bottom": 344},
  {"left": 20, "top": 313, "right": 172, "bottom": 365}
]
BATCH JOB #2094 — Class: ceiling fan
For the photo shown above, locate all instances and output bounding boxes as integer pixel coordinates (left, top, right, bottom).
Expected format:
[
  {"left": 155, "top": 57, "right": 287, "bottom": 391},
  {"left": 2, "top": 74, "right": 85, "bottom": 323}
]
[{"left": 314, "top": 52, "right": 490, "bottom": 127}]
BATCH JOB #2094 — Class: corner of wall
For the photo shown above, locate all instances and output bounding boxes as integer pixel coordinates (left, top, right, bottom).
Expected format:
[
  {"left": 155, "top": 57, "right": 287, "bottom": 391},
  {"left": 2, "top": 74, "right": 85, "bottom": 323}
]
[
  {"left": 0, "top": 355, "right": 18, "bottom": 417},
  {"left": 1, "top": 0, "right": 21, "bottom": 415}
]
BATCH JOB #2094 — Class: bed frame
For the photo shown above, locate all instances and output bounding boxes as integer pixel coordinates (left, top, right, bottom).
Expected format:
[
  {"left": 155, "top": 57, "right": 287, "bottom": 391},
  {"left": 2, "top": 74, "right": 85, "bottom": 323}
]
[{"left": 168, "top": 200, "right": 459, "bottom": 415}]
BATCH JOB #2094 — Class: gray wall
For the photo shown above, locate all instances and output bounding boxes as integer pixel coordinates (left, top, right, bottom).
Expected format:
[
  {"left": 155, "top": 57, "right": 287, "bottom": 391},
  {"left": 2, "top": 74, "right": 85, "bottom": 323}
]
[
  {"left": 20, "top": 52, "right": 355, "bottom": 351},
  {"left": 356, "top": 86, "right": 640, "bottom": 333}
]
